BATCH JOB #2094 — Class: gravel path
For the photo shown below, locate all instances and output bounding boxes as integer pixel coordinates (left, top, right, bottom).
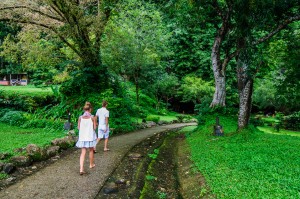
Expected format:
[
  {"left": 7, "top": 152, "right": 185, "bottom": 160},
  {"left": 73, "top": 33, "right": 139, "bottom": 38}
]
[{"left": 0, "top": 123, "right": 196, "bottom": 199}]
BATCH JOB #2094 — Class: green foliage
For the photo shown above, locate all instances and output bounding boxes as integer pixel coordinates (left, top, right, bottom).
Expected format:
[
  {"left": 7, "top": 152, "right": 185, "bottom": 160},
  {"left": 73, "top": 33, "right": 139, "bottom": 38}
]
[
  {"left": 0, "top": 111, "right": 27, "bottom": 126},
  {"left": 178, "top": 75, "right": 214, "bottom": 104},
  {"left": 253, "top": 77, "right": 277, "bottom": 110},
  {"left": 0, "top": 29, "right": 73, "bottom": 87},
  {"left": 21, "top": 119, "right": 63, "bottom": 131},
  {"left": 282, "top": 111, "right": 300, "bottom": 131},
  {"left": 146, "top": 115, "right": 160, "bottom": 123},
  {"left": 176, "top": 114, "right": 193, "bottom": 122},
  {"left": 249, "top": 116, "right": 264, "bottom": 127},
  {"left": 156, "top": 191, "right": 167, "bottom": 199},
  {"left": 0, "top": 86, "right": 57, "bottom": 112},
  {"left": 102, "top": 0, "right": 173, "bottom": 106},
  {"left": 145, "top": 175, "right": 156, "bottom": 181},
  {"left": 148, "top": 149, "right": 159, "bottom": 159},
  {"left": 0, "top": 173, "right": 8, "bottom": 180},
  {"left": 195, "top": 96, "right": 238, "bottom": 125},
  {"left": 257, "top": 126, "right": 300, "bottom": 137},
  {"left": 188, "top": 115, "right": 300, "bottom": 198}
]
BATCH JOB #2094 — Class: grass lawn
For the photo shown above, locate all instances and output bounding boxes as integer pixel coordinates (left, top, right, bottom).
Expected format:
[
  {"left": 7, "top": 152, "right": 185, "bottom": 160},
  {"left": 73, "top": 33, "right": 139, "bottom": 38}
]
[
  {"left": 261, "top": 117, "right": 280, "bottom": 123},
  {"left": 0, "top": 122, "right": 64, "bottom": 154},
  {"left": 149, "top": 114, "right": 178, "bottom": 122},
  {"left": 0, "top": 85, "right": 53, "bottom": 97},
  {"left": 131, "top": 113, "right": 179, "bottom": 124},
  {"left": 187, "top": 115, "right": 300, "bottom": 198},
  {"left": 257, "top": 126, "right": 300, "bottom": 137}
]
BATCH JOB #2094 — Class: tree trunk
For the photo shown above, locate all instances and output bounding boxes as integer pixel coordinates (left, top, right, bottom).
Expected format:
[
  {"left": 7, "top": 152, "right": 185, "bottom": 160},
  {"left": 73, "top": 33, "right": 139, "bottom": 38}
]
[
  {"left": 210, "top": 36, "right": 226, "bottom": 107},
  {"left": 209, "top": 5, "right": 231, "bottom": 107},
  {"left": 237, "top": 60, "right": 253, "bottom": 130}
]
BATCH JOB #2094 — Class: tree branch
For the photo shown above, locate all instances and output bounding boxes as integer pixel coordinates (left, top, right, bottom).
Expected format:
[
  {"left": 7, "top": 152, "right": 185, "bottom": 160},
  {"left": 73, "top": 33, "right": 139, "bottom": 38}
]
[
  {"left": 0, "top": 6, "right": 63, "bottom": 22},
  {"left": 253, "top": 15, "right": 300, "bottom": 45},
  {"left": 221, "top": 49, "right": 241, "bottom": 75},
  {"left": 0, "top": 18, "right": 82, "bottom": 57}
]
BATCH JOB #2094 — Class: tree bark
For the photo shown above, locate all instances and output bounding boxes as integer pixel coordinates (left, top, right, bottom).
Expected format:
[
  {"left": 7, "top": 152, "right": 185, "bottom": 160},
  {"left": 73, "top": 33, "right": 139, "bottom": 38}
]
[
  {"left": 237, "top": 60, "right": 253, "bottom": 130},
  {"left": 210, "top": 34, "right": 226, "bottom": 107},
  {"left": 209, "top": 1, "right": 231, "bottom": 107}
]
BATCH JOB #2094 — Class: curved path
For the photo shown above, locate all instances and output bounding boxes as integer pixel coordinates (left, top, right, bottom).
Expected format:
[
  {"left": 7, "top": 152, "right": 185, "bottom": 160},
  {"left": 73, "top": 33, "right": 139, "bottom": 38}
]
[{"left": 0, "top": 123, "right": 197, "bottom": 199}]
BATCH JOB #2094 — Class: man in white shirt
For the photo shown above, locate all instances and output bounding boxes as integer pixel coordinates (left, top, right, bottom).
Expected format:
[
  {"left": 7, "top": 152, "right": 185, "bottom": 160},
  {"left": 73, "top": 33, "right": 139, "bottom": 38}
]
[{"left": 95, "top": 100, "right": 110, "bottom": 151}]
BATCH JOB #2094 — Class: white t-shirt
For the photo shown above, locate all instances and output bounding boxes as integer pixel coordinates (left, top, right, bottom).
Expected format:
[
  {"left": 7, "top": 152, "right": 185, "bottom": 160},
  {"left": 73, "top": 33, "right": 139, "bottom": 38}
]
[{"left": 96, "top": 107, "right": 109, "bottom": 129}]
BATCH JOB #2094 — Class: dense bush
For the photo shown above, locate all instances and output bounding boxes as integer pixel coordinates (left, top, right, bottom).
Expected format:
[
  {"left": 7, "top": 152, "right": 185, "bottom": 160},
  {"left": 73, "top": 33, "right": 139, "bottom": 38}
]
[
  {"left": 0, "top": 111, "right": 28, "bottom": 126},
  {"left": 21, "top": 119, "right": 64, "bottom": 130},
  {"left": 282, "top": 111, "right": 300, "bottom": 131},
  {"left": 0, "top": 94, "right": 57, "bottom": 112},
  {"left": 195, "top": 97, "right": 238, "bottom": 125},
  {"left": 249, "top": 116, "right": 264, "bottom": 127},
  {"left": 176, "top": 114, "right": 193, "bottom": 122},
  {"left": 146, "top": 115, "right": 160, "bottom": 123}
]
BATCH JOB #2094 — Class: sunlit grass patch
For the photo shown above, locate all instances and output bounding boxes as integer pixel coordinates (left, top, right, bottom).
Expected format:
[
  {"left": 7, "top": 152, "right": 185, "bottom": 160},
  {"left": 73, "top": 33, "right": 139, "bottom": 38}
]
[
  {"left": 0, "top": 122, "right": 64, "bottom": 154},
  {"left": 187, "top": 115, "right": 300, "bottom": 198},
  {"left": 0, "top": 85, "right": 53, "bottom": 97},
  {"left": 258, "top": 126, "right": 300, "bottom": 137}
]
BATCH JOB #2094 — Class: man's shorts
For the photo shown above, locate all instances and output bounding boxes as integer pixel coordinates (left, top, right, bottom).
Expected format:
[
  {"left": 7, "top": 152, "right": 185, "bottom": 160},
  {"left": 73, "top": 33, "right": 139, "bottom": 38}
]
[{"left": 98, "top": 128, "right": 110, "bottom": 139}]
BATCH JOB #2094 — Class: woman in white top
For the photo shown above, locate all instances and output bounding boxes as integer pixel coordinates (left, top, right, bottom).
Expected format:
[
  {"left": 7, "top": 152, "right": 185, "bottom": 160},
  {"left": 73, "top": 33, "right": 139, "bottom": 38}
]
[{"left": 76, "top": 104, "right": 97, "bottom": 175}]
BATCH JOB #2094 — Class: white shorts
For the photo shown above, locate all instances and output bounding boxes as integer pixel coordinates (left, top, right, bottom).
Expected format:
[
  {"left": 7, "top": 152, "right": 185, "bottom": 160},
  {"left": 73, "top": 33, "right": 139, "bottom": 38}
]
[{"left": 98, "top": 128, "right": 110, "bottom": 139}]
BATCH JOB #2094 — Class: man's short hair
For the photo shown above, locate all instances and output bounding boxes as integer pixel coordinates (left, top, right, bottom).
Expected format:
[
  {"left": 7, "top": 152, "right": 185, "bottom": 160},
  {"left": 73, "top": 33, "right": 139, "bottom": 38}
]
[{"left": 102, "top": 100, "right": 108, "bottom": 107}]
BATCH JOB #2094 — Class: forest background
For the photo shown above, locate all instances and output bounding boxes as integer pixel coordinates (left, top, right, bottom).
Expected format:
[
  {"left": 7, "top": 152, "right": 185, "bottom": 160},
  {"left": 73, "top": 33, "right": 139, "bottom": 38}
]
[{"left": 0, "top": 1, "right": 300, "bottom": 197}]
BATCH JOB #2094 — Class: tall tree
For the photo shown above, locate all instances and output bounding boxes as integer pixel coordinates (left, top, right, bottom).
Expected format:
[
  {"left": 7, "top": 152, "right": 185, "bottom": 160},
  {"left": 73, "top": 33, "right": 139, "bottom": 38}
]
[
  {"left": 197, "top": 0, "right": 300, "bottom": 129},
  {"left": 0, "top": 0, "right": 118, "bottom": 94},
  {"left": 102, "top": 0, "right": 171, "bottom": 105}
]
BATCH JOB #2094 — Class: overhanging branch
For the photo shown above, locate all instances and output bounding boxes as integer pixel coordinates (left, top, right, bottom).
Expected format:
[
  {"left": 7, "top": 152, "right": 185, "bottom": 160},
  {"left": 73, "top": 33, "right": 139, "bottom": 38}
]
[
  {"left": 253, "top": 15, "right": 300, "bottom": 45},
  {"left": 0, "top": 18, "right": 82, "bottom": 57},
  {"left": 0, "top": 6, "right": 64, "bottom": 22}
]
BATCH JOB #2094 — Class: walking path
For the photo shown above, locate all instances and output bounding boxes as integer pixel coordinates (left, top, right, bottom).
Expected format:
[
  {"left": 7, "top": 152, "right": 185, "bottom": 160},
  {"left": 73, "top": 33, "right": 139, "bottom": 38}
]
[{"left": 0, "top": 123, "right": 197, "bottom": 199}]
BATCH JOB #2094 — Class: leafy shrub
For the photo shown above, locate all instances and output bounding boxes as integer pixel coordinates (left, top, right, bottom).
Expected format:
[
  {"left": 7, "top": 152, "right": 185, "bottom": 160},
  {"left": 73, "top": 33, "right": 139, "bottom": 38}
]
[
  {"left": 146, "top": 115, "right": 160, "bottom": 123},
  {"left": 0, "top": 93, "right": 57, "bottom": 112},
  {"left": 249, "top": 116, "right": 264, "bottom": 127},
  {"left": 21, "top": 118, "right": 63, "bottom": 130},
  {"left": 282, "top": 111, "right": 300, "bottom": 131},
  {"left": 0, "top": 108, "right": 14, "bottom": 117},
  {"left": 176, "top": 114, "right": 193, "bottom": 122},
  {"left": 0, "top": 111, "right": 28, "bottom": 126}
]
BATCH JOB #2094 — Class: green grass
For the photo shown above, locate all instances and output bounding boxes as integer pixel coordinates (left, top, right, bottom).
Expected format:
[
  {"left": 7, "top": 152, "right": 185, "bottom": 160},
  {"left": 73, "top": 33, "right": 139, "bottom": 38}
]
[
  {"left": 261, "top": 117, "right": 280, "bottom": 123},
  {"left": 0, "top": 122, "right": 64, "bottom": 154},
  {"left": 149, "top": 114, "right": 177, "bottom": 122},
  {"left": 257, "top": 126, "right": 300, "bottom": 137},
  {"left": 187, "top": 115, "right": 300, "bottom": 198},
  {"left": 131, "top": 114, "right": 179, "bottom": 124},
  {"left": 0, "top": 85, "right": 53, "bottom": 97},
  {"left": 178, "top": 125, "right": 197, "bottom": 133}
]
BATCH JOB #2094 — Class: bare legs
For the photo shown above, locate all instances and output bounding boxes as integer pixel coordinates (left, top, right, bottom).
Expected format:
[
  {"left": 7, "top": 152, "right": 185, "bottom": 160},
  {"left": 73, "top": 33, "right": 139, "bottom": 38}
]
[
  {"left": 104, "top": 138, "right": 109, "bottom": 151},
  {"left": 79, "top": 148, "right": 86, "bottom": 173},
  {"left": 79, "top": 147, "right": 95, "bottom": 173},
  {"left": 96, "top": 138, "right": 109, "bottom": 151},
  {"left": 89, "top": 148, "right": 95, "bottom": 168}
]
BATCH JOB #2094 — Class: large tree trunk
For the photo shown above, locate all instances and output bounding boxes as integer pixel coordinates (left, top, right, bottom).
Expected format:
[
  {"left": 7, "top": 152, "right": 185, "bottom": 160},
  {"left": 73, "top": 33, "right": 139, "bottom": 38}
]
[
  {"left": 237, "top": 60, "right": 253, "bottom": 130},
  {"left": 209, "top": 3, "right": 231, "bottom": 107},
  {"left": 210, "top": 36, "right": 226, "bottom": 107}
]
